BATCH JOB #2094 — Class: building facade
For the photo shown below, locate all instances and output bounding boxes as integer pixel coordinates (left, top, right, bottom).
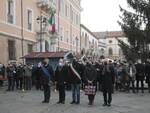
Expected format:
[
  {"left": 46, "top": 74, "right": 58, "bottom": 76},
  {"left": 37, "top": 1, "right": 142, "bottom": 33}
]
[
  {"left": 49, "top": 0, "right": 82, "bottom": 53},
  {"left": 94, "top": 31, "right": 128, "bottom": 60},
  {"left": 0, "top": 0, "right": 82, "bottom": 64},
  {"left": 0, "top": 0, "right": 42, "bottom": 64},
  {"left": 80, "top": 24, "right": 103, "bottom": 58}
]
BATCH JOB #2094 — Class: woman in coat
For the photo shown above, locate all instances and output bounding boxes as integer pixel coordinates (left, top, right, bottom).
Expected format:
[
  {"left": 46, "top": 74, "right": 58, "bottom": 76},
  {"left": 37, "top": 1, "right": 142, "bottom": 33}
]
[
  {"left": 101, "top": 61, "right": 115, "bottom": 107},
  {"left": 83, "top": 62, "right": 97, "bottom": 105}
]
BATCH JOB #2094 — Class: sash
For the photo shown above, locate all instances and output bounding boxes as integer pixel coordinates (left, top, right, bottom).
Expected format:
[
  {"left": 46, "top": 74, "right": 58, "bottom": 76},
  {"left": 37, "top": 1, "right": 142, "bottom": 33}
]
[
  {"left": 41, "top": 66, "right": 51, "bottom": 81},
  {"left": 70, "top": 63, "right": 81, "bottom": 80}
]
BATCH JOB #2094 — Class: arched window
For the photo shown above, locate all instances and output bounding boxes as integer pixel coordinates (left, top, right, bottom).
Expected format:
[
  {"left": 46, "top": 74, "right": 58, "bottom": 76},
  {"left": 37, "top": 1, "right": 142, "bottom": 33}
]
[
  {"left": 108, "top": 47, "right": 113, "bottom": 56},
  {"left": 119, "top": 48, "right": 122, "bottom": 56},
  {"left": 45, "top": 41, "right": 49, "bottom": 52},
  {"left": 101, "top": 48, "right": 104, "bottom": 55}
]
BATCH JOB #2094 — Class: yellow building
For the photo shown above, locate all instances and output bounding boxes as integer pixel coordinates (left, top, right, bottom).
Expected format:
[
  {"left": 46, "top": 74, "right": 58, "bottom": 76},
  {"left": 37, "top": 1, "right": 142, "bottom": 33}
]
[{"left": 0, "top": 0, "right": 42, "bottom": 64}]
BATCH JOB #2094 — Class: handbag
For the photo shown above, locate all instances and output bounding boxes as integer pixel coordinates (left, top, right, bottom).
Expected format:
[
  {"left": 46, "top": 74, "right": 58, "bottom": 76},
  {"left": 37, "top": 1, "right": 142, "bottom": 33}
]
[{"left": 85, "top": 83, "right": 96, "bottom": 95}]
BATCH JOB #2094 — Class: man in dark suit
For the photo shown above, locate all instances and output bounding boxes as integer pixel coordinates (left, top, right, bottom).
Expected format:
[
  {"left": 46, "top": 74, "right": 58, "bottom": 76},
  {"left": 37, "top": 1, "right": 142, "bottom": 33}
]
[
  {"left": 145, "top": 60, "right": 150, "bottom": 93},
  {"left": 41, "top": 59, "right": 54, "bottom": 103},
  {"left": 69, "top": 59, "right": 83, "bottom": 104},
  {"left": 101, "top": 61, "right": 115, "bottom": 107},
  {"left": 135, "top": 60, "right": 145, "bottom": 93},
  {"left": 55, "top": 59, "right": 68, "bottom": 104}
]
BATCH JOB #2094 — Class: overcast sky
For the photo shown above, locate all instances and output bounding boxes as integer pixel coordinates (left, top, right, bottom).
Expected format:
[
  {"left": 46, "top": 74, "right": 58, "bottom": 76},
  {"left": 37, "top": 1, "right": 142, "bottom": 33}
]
[{"left": 81, "top": 0, "right": 128, "bottom": 32}]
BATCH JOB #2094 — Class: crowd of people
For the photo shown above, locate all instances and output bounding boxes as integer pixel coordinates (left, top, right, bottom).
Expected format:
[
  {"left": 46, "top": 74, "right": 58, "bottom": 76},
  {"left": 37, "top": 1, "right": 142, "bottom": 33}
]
[{"left": 0, "top": 57, "right": 150, "bottom": 107}]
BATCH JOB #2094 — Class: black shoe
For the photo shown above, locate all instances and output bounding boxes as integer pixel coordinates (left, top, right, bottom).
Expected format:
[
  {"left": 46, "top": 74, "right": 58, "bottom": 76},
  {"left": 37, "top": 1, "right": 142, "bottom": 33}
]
[
  {"left": 45, "top": 101, "right": 49, "bottom": 103},
  {"left": 75, "top": 101, "right": 80, "bottom": 104},
  {"left": 70, "top": 101, "right": 76, "bottom": 104},
  {"left": 57, "top": 101, "right": 61, "bottom": 104},
  {"left": 88, "top": 102, "right": 92, "bottom": 105},
  {"left": 61, "top": 101, "right": 65, "bottom": 104},
  {"left": 107, "top": 103, "right": 111, "bottom": 107},
  {"left": 42, "top": 100, "right": 49, "bottom": 103},
  {"left": 103, "top": 103, "right": 107, "bottom": 106},
  {"left": 42, "top": 100, "right": 46, "bottom": 103}
]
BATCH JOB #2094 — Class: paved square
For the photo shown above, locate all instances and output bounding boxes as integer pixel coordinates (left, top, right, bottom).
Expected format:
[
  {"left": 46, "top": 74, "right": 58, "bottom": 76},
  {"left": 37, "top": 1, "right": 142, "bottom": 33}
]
[{"left": 0, "top": 87, "right": 150, "bottom": 113}]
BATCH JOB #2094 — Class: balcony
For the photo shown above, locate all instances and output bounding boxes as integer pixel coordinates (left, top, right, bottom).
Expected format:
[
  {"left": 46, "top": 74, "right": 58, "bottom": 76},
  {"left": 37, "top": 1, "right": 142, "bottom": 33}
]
[{"left": 37, "top": 0, "right": 56, "bottom": 11}]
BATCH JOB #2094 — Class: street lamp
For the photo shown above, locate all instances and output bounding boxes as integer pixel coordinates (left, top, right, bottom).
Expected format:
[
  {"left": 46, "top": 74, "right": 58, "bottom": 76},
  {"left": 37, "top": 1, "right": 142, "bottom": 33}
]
[{"left": 37, "top": 16, "right": 47, "bottom": 52}]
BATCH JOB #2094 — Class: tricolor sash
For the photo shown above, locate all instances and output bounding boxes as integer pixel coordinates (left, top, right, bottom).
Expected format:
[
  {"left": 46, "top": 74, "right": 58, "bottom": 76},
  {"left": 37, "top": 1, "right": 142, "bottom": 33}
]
[
  {"left": 70, "top": 63, "right": 81, "bottom": 80},
  {"left": 41, "top": 66, "right": 51, "bottom": 81}
]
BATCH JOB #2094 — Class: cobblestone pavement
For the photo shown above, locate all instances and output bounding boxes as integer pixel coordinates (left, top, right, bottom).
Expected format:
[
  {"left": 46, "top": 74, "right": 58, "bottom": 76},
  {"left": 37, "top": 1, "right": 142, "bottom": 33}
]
[{"left": 0, "top": 87, "right": 150, "bottom": 113}]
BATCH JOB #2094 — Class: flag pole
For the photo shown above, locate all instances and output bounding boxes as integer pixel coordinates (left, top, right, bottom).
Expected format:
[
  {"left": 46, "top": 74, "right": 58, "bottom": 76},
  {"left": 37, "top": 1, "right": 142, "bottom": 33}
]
[{"left": 57, "top": 0, "right": 60, "bottom": 52}]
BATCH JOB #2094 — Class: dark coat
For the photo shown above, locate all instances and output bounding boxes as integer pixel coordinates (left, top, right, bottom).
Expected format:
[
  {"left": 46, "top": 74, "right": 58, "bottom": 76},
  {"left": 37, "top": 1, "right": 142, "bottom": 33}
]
[
  {"left": 68, "top": 61, "right": 84, "bottom": 84},
  {"left": 101, "top": 64, "right": 115, "bottom": 93},
  {"left": 16, "top": 66, "right": 24, "bottom": 78},
  {"left": 145, "top": 63, "right": 150, "bottom": 83},
  {"left": 83, "top": 64, "right": 97, "bottom": 86},
  {"left": 41, "top": 64, "right": 54, "bottom": 85},
  {"left": 135, "top": 63, "right": 145, "bottom": 80},
  {"left": 94, "top": 63, "right": 103, "bottom": 83},
  {"left": 55, "top": 65, "right": 68, "bottom": 86}
]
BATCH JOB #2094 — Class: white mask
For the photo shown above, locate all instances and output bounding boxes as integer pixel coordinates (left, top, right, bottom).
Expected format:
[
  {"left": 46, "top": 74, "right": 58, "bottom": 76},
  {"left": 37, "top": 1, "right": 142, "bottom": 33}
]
[{"left": 59, "top": 63, "right": 63, "bottom": 66}]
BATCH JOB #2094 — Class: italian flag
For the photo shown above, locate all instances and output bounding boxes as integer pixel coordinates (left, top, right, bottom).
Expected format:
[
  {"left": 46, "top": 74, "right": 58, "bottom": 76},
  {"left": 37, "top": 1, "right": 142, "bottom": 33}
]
[{"left": 49, "top": 13, "right": 55, "bottom": 34}]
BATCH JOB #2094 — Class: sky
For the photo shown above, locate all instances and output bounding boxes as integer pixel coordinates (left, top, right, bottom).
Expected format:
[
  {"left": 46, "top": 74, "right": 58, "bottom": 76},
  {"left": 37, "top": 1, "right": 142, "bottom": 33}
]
[{"left": 81, "top": 0, "right": 128, "bottom": 32}]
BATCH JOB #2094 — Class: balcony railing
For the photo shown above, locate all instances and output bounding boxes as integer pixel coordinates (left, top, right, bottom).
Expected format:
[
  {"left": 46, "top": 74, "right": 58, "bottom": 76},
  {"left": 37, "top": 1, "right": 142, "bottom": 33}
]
[{"left": 37, "top": 0, "right": 56, "bottom": 10}]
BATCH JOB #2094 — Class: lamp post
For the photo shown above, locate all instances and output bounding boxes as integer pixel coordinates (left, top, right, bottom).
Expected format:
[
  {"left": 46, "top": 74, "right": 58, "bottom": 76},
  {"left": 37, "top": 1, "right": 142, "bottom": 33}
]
[
  {"left": 21, "top": 0, "right": 24, "bottom": 64},
  {"left": 37, "top": 16, "right": 47, "bottom": 52}
]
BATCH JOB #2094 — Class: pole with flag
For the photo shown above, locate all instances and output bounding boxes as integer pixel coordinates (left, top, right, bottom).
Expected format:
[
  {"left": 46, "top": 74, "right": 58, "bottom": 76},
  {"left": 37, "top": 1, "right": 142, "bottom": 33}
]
[{"left": 49, "top": 13, "right": 55, "bottom": 34}]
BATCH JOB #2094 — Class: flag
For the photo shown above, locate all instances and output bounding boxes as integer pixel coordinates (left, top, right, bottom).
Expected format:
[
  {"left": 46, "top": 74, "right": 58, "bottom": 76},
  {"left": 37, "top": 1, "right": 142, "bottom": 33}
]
[{"left": 48, "top": 13, "right": 55, "bottom": 33}]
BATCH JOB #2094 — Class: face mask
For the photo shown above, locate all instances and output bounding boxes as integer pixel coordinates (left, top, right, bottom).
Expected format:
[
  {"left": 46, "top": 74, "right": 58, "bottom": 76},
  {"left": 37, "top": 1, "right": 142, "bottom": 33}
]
[{"left": 59, "top": 63, "right": 63, "bottom": 66}]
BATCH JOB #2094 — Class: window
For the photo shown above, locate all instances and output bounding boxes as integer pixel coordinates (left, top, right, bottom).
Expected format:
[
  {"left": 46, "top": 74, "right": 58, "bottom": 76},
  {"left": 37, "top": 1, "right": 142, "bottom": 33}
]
[
  {"left": 66, "top": 31, "right": 69, "bottom": 43},
  {"left": 101, "top": 48, "right": 104, "bottom": 54},
  {"left": 28, "top": 44, "right": 33, "bottom": 53},
  {"left": 27, "top": 9, "right": 32, "bottom": 31},
  {"left": 7, "top": 0, "right": 15, "bottom": 24},
  {"left": 85, "top": 33, "right": 87, "bottom": 47},
  {"left": 82, "top": 32, "right": 84, "bottom": 37},
  {"left": 60, "top": 0, "right": 64, "bottom": 15},
  {"left": 65, "top": 4, "right": 69, "bottom": 17},
  {"left": 76, "top": 14, "right": 79, "bottom": 25},
  {"left": 8, "top": 40, "right": 16, "bottom": 60},
  {"left": 119, "top": 48, "right": 122, "bottom": 56},
  {"left": 109, "top": 40, "right": 112, "bottom": 43},
  {"left": 45, "top": 41, "right": 49, "bottom": 52},
  {"left": 92, "top": 39, "right": 94, "bottom": 45},
  {"left": 60, "top": 27, "right": 64, "bottom": 41},
  {"left": 70, "top": 5, "right": 73, "bottom": 21},
  {"left": 108, "top": 48, "right": 113, "bottom": 56}
]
